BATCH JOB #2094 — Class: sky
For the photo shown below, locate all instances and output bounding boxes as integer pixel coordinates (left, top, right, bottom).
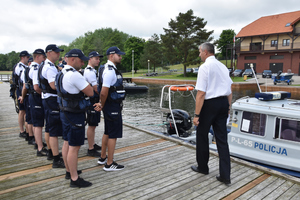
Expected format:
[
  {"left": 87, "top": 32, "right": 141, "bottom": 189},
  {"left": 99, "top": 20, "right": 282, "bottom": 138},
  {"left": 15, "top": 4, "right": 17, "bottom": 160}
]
[{"left": 0, "top": 0, "right": 298, "bottom": 54}]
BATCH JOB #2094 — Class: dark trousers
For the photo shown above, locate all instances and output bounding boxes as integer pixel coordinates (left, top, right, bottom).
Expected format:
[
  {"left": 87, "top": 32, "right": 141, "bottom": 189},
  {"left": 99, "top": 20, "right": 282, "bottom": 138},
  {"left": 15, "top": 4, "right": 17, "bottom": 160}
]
[{"left": 196, "top": 96, "right": 231, "bottom": 180}]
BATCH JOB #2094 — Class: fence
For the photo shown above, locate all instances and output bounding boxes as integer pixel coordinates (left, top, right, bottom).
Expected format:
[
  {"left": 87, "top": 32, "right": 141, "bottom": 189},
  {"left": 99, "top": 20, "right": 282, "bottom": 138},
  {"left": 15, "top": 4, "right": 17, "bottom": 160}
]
[{"left": 0, "top": 74, "right": 11, "bottom": 82}]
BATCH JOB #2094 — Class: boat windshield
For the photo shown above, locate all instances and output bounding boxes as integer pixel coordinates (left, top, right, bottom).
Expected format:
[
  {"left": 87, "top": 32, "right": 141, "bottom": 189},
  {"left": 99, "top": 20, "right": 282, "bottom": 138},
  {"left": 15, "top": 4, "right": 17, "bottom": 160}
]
[
  {"left": 275, "top": 118, "right": 300, "bottom": 142},
  {"left": 240, "top": 111, "right": 266, "bottom": 136}
]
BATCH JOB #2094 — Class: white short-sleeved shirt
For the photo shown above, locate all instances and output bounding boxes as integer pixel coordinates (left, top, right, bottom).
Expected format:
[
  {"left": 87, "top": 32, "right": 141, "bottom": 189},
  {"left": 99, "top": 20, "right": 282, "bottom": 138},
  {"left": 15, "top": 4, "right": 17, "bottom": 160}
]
[
  {"left": 102, "top": 60, "right": 117, "bottom": 88},
  {"left": 29, "top": 62, "right": 38, "bottom": 81},
  {"left": 195, "top": 56, "right": 233, "bottom": 100},
  {"left": 62, "top": 65, "right": 89, "bottom": 94},
  {"left": 84, "top": 65, "right": 97, "bottom": 86},
  {"left": 31, "top": 62, "right": 40, "bottom": 86},
  {"left": 14, "top": 62, "right": 26, "bottom": 77},
  {"left": 41, "top": 59, "right": 58, "bottom": 99}
]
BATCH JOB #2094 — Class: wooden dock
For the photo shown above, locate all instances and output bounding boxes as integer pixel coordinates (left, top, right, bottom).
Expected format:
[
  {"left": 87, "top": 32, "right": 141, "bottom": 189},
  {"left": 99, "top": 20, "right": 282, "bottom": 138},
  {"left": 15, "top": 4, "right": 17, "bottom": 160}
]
[{"left": 1, "top": 81, "right": 300, "bottom": 200}]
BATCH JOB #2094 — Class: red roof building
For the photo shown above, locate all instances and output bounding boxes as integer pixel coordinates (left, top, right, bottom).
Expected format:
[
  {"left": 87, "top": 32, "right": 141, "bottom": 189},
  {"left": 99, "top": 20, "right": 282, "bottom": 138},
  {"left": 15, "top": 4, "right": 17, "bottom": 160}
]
[{"left": 235, "top": 10, "right": 300, "bottom": 75}]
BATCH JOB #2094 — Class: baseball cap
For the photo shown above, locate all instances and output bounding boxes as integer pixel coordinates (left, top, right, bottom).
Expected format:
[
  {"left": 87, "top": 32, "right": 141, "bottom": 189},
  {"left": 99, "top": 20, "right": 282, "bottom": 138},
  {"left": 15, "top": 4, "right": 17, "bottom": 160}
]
[
  {"left": 106, "top": 46, "right": 125, "bottom": 55},
  {"left": 19, "top": 50, "right": 31, "bottom": 57},
  {"left": 65, "top": 49, "right": 89, "bottom": 61},
  {"left": 88, "top": 51, "right": 104, "bottom": 58},
  {"left": 45, "top": 44, "right": 64, "bottom": 53},
  {"left": 33, "top": 48, "right": 46, "bottom": 56},
  {"left": 28, "top": 57, "right": 33, "bottom": 62}
]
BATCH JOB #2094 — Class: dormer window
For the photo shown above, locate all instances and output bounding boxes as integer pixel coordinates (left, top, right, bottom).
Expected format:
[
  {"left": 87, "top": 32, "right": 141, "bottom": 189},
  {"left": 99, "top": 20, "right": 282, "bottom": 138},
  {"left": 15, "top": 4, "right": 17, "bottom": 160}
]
[{"left": 285, "top": 23, "right": 291, "bottom": 27}]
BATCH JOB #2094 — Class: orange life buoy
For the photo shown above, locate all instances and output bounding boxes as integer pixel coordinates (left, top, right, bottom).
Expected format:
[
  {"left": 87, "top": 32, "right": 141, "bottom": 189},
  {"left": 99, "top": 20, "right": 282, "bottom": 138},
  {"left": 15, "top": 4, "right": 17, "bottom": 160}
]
[{"left": 170, "top": 86, "right": 194, "bottom": 91}]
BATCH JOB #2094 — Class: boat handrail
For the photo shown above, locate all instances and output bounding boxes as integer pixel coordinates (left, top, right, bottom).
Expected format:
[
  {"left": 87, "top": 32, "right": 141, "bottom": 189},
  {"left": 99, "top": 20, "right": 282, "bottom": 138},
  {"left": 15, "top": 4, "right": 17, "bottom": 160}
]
[{"left": 235, "top": 96, "right": 250, "bottom": 101}]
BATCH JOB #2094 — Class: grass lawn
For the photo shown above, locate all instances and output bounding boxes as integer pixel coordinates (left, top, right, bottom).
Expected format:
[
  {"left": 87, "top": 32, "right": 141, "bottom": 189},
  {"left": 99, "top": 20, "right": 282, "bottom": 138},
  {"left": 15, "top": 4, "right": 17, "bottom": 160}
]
[{"left": 0, "top": 71, "right": 11, "bottom": 75}]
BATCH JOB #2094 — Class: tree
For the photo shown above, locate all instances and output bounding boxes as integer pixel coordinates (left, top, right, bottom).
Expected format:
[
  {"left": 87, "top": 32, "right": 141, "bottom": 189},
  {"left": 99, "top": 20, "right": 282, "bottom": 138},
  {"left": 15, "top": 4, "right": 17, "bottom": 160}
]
[
  {"left": 140, "top": 34, "right": 164, "bottom": 72},
  {"left": 161, "top": 9, "right": 214, "bottom": 76},
  {"left": 215, "top": 29, "right": 236, "bottom": 59},
  {"left": 0, "top": 54, "right": 8, "bottom": 71},
  {"left": 122, "top": 36, "right": 145, "bottom": 72},
  {"left": 6, "top": 51, "right": 19, "bottom": 70}
]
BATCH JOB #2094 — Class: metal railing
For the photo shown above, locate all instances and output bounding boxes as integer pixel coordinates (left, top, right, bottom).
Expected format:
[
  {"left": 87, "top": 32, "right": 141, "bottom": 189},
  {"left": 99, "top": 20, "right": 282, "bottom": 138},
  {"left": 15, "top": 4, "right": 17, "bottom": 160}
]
[{"left": 0, "top": 74, "right": 11, "bottom": 82}]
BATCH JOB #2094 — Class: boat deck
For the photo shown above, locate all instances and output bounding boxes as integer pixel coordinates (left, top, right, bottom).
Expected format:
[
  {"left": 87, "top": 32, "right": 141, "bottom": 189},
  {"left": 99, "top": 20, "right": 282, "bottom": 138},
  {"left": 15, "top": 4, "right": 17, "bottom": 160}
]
[{"left": 1, "top": 82, "right": 300, "bottom": 199}]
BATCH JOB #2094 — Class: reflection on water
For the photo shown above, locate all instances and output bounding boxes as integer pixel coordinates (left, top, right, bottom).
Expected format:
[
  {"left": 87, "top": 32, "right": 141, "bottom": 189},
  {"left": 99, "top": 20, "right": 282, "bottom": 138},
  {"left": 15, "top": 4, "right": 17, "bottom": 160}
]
[{"left": 122, "top": 83, "right": 257, "bottom": 132}]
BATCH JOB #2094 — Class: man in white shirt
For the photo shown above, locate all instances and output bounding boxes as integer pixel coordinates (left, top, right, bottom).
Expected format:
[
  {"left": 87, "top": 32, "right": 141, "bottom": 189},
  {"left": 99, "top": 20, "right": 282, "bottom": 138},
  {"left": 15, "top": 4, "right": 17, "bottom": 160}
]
[
  {"left": 14, "top": 51, "right": 31, "bottom": 138},
  {"left": 191, "top": 42, "right": 233, "bottom": 185},
  {"left": 84, "top": 51, "right": 103, "bottom": 157},
  {"left": 94, "top": 46, "right": 126, "bottom": 171},
  {"left": 58, "top": 49, "right": 93, "bottom": 187},
  {"left": 40, "top": 44, "right": 64, "bottom": 167}
]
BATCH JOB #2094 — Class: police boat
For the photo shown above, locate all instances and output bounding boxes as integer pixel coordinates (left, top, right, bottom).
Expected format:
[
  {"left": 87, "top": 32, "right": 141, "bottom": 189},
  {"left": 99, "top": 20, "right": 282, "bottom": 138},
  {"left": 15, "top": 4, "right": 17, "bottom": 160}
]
[
  {"left": 209, "top": 64, "right": 300, "bottom": 177},
  {"left": 159, "top": 84, "right": 196, "bottom": 143}
]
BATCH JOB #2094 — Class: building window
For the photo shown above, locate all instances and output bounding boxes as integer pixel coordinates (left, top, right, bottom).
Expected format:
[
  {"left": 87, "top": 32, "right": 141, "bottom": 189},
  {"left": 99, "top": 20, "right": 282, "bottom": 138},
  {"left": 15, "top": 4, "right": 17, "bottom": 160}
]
[
  {"left": 270, "top": 55, "right": 284, "bottom": 59},
  {"left": 283, "top": 39, "right": 290, "bottom": 46},
  {"left": 240, "top": 111, "right": 266, "bottom": 136},
  {"left": 271, "top": 40, "right": 278, "bottom": 47},
  {"left": 245, "top": 56, "right": 257, "bottom": 60}
]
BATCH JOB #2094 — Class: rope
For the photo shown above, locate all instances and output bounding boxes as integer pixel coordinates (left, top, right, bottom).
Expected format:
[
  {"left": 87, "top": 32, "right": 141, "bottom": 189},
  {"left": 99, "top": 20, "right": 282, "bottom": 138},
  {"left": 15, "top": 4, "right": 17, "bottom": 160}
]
[{"left": 123, "top": 121, "right": 168, "bottom": 126}]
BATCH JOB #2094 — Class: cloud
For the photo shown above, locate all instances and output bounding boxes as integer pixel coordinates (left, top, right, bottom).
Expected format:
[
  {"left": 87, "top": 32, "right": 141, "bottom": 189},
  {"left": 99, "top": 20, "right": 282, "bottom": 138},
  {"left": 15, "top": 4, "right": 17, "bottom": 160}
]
[{"left": 0, "top": 0, "right": 298, "bottom": 54}]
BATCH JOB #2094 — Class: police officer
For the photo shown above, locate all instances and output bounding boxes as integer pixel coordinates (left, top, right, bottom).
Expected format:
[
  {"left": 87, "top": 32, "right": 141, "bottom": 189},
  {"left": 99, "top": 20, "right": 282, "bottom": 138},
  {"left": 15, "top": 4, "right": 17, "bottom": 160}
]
[
  {"left": 94, "top": 46, "right": 126, "bottom": 171},
  {"left": 57, "top": 49, "right": 93, "bottom": 188},
  {"left": 84, "top": 51, "right": 103, "bottom": 157},
  {"left": 14, "top": 51, "right": 31, "bottom": 138},
  {"left": 40, "top": 44, "right": 65, "bottom": 167},
  {"left": 29, "top": 49, "right": 47, "bottom": 156}
]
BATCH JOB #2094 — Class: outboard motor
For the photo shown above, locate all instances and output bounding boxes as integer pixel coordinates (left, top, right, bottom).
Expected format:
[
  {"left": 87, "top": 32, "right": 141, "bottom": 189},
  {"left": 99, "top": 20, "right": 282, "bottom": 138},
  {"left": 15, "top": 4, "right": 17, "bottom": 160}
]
[{"left": 166, "top": 109, "right": 192, "bottom": 137}]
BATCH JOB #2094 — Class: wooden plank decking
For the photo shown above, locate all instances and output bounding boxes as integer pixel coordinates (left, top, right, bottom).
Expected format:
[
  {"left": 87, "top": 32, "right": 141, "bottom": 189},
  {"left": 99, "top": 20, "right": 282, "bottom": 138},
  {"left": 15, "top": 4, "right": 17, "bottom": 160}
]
[{"left": 1, "top": 81, "right": 300, "bottom": 199}]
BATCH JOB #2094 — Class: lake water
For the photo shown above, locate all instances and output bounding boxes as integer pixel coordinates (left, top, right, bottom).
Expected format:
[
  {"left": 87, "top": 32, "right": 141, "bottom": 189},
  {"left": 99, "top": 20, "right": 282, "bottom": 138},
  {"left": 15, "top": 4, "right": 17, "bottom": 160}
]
[{"left": 122, "top": 83, "right": 256, "bottom": 133}]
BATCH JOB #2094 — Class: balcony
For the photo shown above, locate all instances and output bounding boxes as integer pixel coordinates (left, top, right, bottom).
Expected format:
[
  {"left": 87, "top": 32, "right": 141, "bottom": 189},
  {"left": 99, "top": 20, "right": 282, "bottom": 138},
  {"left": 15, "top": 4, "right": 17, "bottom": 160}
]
[{"left": 232, "top": 42, "right": 300, "bottom": 53}]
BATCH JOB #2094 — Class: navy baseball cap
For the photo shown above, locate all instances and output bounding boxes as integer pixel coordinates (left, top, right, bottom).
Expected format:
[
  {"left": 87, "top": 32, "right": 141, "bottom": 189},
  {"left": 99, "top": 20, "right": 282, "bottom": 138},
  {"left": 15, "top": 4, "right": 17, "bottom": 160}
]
[
  {"left": 19, "top": 50, "right": 31, "bottom": 57},
  {"left": 33, "top": 48, "right": 46, "bottom": 56},
  {"left": 45, "top": 44, "right": 64, "bottom": 53},
  {"left": 28, "top": 57, "right": 33, "bottom": 62},
  {"left": 89, "top": 51, "right": 104, "bottom": 58},
  {"left": 106, "top": 46, "right": 125, "bottom": 55},
  {"left": 66, "top": 49, "right": 89, "bottom": 61}
]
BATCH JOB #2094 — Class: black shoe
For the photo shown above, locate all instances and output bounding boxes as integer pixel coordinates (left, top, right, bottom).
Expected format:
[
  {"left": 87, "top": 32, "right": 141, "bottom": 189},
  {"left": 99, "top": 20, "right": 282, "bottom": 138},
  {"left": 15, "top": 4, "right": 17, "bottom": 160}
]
[
  {"left": 103, "top": 161, "right": 125, "bottom": 171},
  {"left": 70, "top": 177, "right": 92, "bottom": 188},
  {"left": 216, "top": 175, "right": 231, "bottom": 185},
  {"left": 34, "top": 142, "right": 47, "bottom": 150},
  {"left": 37, "top": 147, "right": 48, "bottom": 156},
  {"left": 191, "top": 166, "right": 209, "bottom": 175},
  {"left": 52, "top": 158, "right": 65, "bottom": 168},
  {"left": 25, "top": 133, "right": 29, "bottom": 141},
  {"left": 87, "top": 149, "right": 101, "bottom": 157},
  {"left": 97, "top": 156, "right": 107, "bottom": 165},
  {"left": 19, "top": 131, "right": 26, "bottom": 138},
  {"left": 93, "top": 144, "right": 102, "bottom": 151},
  {"left": 28, "top": 137, "right": 35, "bottom": 145},
  {"left": 65, "top": 170, "right": 82, "bottom": 180}
]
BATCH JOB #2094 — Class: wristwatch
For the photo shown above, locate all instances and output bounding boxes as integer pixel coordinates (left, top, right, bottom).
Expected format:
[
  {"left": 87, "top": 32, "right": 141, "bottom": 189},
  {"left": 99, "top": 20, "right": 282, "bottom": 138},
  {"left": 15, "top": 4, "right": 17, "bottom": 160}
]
[{"left": 194, "top": 113, "right": 200, "bottom": 117}]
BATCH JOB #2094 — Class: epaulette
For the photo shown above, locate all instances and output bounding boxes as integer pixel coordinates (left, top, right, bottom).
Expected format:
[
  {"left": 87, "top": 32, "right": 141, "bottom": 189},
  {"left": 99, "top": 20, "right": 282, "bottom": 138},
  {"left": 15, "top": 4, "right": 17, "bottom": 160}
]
[
  {"left": 47, "top": 62, "right": 54, "bottom": 66},
  {"left": 33, "top": 64, "right": 38, "bottom": 70},
  {"left": 86, "top": 66, "right": 92, "bottom": 70},
  {"left": 108, "top": 65, "right": 113, "bottom": 70}
]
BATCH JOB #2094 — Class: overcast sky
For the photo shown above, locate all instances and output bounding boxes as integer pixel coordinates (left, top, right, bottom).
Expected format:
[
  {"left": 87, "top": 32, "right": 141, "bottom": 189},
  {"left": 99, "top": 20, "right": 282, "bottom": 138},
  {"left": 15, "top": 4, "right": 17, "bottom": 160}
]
[{"left": 0, "top": 0, "right": 298, "bottom": 54}]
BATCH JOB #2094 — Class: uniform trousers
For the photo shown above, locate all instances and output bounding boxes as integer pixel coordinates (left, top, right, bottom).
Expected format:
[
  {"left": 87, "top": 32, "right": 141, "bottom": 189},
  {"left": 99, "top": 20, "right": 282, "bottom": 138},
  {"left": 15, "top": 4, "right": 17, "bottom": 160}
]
[{"left": 196, "top": 96, "right": 230, "bottom": 180}]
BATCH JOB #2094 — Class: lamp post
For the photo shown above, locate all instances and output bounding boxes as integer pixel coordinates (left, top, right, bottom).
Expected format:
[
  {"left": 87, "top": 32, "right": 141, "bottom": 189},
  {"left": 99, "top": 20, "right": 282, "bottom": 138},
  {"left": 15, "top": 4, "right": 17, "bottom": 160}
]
[
  {"left": 148, "top": 60, "right": 150, "bottom": 74},
  {"left": 132, "top": 50, "right": 134, "bottom": 78}
]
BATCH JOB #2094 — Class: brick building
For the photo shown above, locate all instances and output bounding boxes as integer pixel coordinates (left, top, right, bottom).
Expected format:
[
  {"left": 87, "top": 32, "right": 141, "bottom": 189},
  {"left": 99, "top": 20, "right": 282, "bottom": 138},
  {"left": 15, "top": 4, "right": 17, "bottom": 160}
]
[{"left": 235, "top": 10, "right": 300, "bottom": 75}]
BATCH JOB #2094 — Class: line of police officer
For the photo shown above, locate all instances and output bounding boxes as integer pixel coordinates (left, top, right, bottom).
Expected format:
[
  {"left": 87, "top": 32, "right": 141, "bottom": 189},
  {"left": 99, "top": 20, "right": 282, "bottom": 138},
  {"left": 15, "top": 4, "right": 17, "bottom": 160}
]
[{"left": 12, "top": 45, "right": 126, "bottom": 188}]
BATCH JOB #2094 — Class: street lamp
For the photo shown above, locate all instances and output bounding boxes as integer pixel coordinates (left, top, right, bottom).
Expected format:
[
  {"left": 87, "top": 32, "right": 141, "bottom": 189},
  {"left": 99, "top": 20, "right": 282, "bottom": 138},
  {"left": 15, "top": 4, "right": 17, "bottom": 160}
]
[
  {"left": 132, "top": 50, "right": 134, "bottom": 78},
  {"left": 148, "top": 60, "right": 150, "bottom": 74}
]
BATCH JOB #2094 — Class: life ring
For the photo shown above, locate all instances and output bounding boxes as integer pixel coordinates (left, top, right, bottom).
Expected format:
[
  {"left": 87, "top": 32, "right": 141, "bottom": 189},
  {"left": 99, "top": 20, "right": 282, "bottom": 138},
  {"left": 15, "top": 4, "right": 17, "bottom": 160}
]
[{"left": 170, "top": 86, "right": 194, "bottom": 91}]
